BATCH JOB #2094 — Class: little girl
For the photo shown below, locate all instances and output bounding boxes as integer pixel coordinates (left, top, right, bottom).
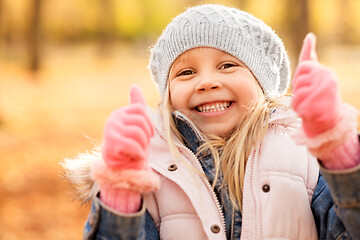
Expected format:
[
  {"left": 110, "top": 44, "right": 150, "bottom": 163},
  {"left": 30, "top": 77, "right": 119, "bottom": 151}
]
[{"left": 64, "top": 4, "right": 360, "bottom": 239}]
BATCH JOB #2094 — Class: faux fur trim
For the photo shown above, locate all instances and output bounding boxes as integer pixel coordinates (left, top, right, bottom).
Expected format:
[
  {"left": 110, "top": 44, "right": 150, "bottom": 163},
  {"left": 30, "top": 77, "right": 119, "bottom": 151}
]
[
  {"left": 292, "top": 103, "right": 358, "bottom": 150},
  {"left": 92, "top": 158, "right": 160, "bottom": 193},
  {"left": 61, "top": 147, "right": 101, "bottom": 204}
]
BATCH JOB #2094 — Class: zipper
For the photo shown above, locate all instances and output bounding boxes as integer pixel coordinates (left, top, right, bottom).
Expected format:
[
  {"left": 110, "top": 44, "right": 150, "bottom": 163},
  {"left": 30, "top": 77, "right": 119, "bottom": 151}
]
[
  {"left": 178, "top": 144, "right": 227, "bottom": 235},
  {"left": 248, "top": 145, "right": 260, "bottom": 239},
  {"left": 230, "top": 207, "right": 235, "bottom": 240},
  {"left": 152, "top": 120, "right": 227, "bottom": 236}
]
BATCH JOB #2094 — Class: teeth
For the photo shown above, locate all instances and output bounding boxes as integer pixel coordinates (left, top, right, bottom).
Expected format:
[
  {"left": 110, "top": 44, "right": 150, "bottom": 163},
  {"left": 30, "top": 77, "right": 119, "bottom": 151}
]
[{"left": 196, "top": 102, "right": 231, "bottom": 113}]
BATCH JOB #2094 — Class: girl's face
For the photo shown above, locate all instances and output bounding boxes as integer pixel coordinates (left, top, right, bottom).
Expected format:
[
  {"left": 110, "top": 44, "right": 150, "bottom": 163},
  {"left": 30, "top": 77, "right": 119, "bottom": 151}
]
[{"left": 169, "top": 47, "right": 263, "bottom": 137}]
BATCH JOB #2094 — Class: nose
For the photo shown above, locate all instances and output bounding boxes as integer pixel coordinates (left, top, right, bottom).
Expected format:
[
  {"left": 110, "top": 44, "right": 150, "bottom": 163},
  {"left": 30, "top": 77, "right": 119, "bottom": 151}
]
[{"left": 195, "top": 75, "right": 222, "bottom": 92}]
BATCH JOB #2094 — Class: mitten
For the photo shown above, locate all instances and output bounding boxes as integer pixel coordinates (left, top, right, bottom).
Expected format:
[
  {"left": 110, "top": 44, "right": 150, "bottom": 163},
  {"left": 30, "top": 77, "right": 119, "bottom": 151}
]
[
  {"left": 92, "top": 85, "right": 160, "bottom": 213},
  {"left": 292, "top": 33, "right": 359, "bottom": 170}
]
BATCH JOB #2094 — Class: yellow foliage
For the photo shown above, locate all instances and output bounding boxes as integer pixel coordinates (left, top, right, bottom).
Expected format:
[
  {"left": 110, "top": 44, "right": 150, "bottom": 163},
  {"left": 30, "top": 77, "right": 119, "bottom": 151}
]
[
  {"left": 115, "top": 0, "right": 144, "bottom": 38},
  {"left": 2, "top": 0, "right": 360, "bottom": 43}
]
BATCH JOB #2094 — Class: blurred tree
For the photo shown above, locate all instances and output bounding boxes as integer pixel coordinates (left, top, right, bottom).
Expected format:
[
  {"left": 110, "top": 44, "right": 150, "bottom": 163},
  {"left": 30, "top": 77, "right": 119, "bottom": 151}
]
[
  {"left": 185, "top": 0, "right": 199, "bottom": 7},
  {"left": 1, "top": 0, "right": 13, "bottom": 54},
  {"left": 28, "top": 0, "right": 42, "bottom": 72},
  {"left": 0, "top": 0, "right": 2, "bottom": 30},
  {"left": 0, "top": 0, "right": 3, "bottom": 43},
  {"left": 97, "top": 0, "right": 115, "bottom": 55},
  {"left": 338, "top": 0, "right": 351, "bottom": 44},
  {"left": 234, "top": 0, "right": 249, "bottom": 10},
  {"left": 0, "top": 0, "right": 2, "bottom": 125},
  {"left": 283, "top": 0, "right": 310, "bottom": 66},
  {"left": 297, "top": 0, "right": 310, "bottom": 47}
]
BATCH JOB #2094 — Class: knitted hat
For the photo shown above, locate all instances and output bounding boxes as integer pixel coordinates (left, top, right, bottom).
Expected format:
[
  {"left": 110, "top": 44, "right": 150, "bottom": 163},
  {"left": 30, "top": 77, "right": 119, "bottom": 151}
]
[{"left": 149, "top": 4, "right": 290, "bottom": 100}]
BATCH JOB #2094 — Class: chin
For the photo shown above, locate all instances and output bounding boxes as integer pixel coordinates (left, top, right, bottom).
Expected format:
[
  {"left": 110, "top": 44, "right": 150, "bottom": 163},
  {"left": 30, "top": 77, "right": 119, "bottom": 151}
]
[{"left": 201, "top": 128, "right": 231, "bottom": 139}]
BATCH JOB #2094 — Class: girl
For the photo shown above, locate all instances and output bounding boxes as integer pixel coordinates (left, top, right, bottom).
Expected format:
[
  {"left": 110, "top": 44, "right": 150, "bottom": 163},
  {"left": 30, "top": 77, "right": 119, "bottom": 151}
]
[{"left": 64, "top": 4, "right": 360, "bottom": 240}]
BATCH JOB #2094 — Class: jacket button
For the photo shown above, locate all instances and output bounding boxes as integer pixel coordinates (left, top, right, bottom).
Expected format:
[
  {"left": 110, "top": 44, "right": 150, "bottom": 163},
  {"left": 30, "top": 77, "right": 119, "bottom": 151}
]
[
  {"left": 262, "top": 184, "right": 270, "bottom": 193},
  {"left": 211, "top": 224, "right": 220, "bottom": 233},
  {"left": 168, "top": 164, "right": 177, "bottom": 171}
]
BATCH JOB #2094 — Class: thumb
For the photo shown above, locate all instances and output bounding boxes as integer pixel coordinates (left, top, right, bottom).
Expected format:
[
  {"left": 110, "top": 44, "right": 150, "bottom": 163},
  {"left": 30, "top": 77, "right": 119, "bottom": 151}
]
[
  {"left": 299, "top": 33, "right": 318, "bottom": 62},
  {"left": 130, "top": 84, "right": 146, "bottom": 106}
]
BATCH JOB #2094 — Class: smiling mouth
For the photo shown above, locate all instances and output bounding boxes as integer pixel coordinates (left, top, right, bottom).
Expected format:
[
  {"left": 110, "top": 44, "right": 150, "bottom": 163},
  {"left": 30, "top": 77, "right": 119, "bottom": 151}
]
[{"left": 195, "top": 101, "right": 232, "bottom": 113}]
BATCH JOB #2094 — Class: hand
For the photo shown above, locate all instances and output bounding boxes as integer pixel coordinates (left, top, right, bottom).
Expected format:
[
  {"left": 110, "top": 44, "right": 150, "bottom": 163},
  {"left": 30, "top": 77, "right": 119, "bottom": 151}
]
[
  {"left": 291, "top": 33, "right": 341, "bottom": 137},
  {"left": 102, "top": 85, "right": 154, "bottom": 170}
]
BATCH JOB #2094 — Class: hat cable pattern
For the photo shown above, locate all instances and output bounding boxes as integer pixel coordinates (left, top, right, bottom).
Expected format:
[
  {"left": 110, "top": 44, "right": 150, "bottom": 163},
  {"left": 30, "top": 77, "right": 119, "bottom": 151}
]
[{"left": 149, "top": 4, "right": 290, "bottom": 100}]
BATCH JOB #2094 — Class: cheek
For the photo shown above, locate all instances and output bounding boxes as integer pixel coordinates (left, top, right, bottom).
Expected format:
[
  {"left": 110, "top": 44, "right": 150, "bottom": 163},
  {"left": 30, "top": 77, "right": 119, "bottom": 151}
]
[
  {"left": 169, "top": 82, "right": 183, "bottom": 111},
  {"left": 244, "top": 86, "right": 259, "bottom": 104},
  {"left": 239, "top": 78, "right": 262, "bottom": 106}
]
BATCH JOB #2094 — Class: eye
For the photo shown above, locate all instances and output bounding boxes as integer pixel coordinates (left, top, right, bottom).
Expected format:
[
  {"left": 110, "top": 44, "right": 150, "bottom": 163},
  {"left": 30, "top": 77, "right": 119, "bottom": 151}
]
[
  {"left": 219, "top": 62, "right": 237, "bottom": 70},
  {"left": 177, "top": 69, "right": 195, "bottom": 77}
]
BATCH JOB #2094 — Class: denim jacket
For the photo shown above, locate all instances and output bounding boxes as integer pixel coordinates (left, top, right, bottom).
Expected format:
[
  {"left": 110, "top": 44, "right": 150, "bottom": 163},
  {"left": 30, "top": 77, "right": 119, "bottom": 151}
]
[{"left": 83, "top": 114, "right": 360, "bottom": 240}]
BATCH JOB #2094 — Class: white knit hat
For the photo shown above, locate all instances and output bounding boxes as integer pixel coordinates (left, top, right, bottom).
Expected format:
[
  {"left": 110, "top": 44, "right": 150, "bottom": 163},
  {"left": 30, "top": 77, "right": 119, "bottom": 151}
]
[{"left": 149, "top": 4, "right": 290, "bottom": 100}]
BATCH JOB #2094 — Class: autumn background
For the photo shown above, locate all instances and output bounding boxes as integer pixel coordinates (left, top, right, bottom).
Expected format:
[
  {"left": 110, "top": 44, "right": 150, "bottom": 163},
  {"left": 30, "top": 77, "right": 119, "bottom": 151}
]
[{"left": 1, "top": 0, "right": 360, "bottom": 239}]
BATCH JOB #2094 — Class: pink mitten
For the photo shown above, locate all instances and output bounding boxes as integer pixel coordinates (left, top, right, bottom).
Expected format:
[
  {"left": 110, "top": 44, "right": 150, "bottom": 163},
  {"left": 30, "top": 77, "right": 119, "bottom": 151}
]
[
  {"left": 292, "top": 33, "right": 359, "bottom": 170},
  {"left": 102, "top": 85, "right": 154, "bottom": 170},
  {"left": 292, "top": 33, "right": 340, "bottom": 137},
  {"left": 93, "top": 85, "right": 159, "bottom": 213}
]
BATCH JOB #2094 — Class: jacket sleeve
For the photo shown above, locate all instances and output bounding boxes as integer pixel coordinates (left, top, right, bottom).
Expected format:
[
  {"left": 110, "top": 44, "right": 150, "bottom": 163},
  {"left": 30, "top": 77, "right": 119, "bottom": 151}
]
[
  {"left": 311, "top": 136, "right": 360, "bottom": 240},
  {"left": 83, "top": 194, "right": 160, "bottom": 240}
]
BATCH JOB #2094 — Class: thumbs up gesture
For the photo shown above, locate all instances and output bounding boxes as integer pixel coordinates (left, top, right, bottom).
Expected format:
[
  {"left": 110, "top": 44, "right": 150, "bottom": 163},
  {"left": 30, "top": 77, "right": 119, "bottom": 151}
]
[
  {"left": 102, "top": 85, "right": 154, "bottom": 170},
  {"left": 292, "top": 34, "right": 359, "bottom": 170},
  {"left": 93, "top": 85, "right": 159, "bottom": 213},
  {"left": 291, "top": 33, "right": 341, "bottom": 137}
]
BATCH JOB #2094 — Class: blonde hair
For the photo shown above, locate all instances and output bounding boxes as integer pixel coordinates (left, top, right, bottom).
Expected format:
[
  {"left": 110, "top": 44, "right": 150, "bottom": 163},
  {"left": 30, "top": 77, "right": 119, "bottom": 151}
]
[
  {"left": 160, "top": 80, "right": 281, "bottom": 212},
  {"left": 200, "top": 92, "right": 280, "bottom": 211}
]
